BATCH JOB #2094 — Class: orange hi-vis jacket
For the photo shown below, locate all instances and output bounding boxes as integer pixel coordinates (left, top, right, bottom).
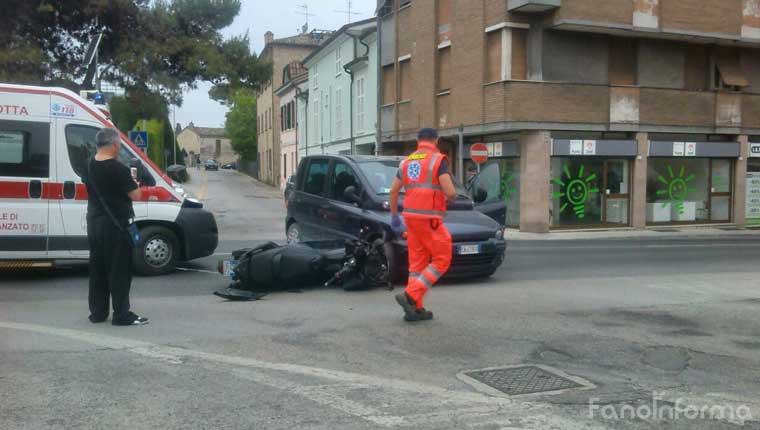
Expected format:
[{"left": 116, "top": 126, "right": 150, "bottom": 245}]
[{"left": 399, "top": 141, "right": 448, "bottom": 220}]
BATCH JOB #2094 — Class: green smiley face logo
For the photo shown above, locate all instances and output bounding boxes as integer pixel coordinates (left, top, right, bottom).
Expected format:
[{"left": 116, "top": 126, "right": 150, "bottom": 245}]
[
  {"left": 552, "top": 165, "right": 598, "bottom": 219},
  {"left": 656, "top": 165, "right": 696, "bottom": 214},
  {"left": 501, "top": 173, "right": 516, "bottom": 201}
]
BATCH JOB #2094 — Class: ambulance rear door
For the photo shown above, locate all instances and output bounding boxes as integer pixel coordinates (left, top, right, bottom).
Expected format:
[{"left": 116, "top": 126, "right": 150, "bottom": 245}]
[{"left": 0, "top": 91, "right": 53, "bottom": 258}]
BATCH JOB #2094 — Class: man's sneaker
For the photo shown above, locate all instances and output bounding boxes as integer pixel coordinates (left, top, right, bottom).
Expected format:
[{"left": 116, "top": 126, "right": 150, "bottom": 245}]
[
  {"left": 405, "top": 308, "right": 433, "bottom": 322},
  {"left": 112, "top": 315, "right": 149, "bottom": 326}
]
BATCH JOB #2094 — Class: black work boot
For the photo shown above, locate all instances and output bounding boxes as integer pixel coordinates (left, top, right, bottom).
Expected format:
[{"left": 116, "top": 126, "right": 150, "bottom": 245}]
[{"left": 395, "top": 293, "right": 433, "bottom": 322}]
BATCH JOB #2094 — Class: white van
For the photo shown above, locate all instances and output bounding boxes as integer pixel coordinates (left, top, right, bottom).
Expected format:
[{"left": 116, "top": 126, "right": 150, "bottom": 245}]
[{"left": 0, "top": 83, "right": 218, "bottom": 275}]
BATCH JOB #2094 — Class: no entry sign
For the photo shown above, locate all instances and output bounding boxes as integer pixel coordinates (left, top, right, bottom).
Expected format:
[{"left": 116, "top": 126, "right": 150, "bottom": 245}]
[{"left": 470, "top": 143, "right": 488, "bottom": 164}]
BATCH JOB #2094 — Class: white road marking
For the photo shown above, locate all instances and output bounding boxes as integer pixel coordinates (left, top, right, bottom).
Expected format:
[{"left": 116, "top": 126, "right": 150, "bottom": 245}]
[{"left": 0, "top": 321, "right": 609, "bottom": 429}]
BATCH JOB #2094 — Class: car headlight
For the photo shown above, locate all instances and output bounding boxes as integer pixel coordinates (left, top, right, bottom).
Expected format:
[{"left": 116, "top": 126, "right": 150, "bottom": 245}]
[{"left": 494, "top": 228, "right": 505, "bottom": 240}]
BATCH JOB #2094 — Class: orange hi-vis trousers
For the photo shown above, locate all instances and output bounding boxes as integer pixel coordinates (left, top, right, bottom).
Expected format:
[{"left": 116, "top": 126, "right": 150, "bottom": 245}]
[{"left": 403, "top": 216, "right": 452, "bottom": 309}]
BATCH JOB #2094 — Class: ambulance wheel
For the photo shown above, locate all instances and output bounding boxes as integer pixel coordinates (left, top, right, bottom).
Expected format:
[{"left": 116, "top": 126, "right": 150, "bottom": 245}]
[{"left": 133, "top": 225, "right": 179, "bottom": 276}]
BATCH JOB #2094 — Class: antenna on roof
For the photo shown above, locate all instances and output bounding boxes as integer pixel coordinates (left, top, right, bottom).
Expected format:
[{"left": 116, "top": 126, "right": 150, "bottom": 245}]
[
  {"left": 334, "top": 0, "right": 362, "bottom": 24},
  {"left": 296, "top": 3, "right": 316, "bottom": 33}
]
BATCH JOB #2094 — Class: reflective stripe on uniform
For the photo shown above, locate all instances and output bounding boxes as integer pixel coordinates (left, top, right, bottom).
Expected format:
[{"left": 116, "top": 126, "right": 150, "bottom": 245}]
[
  {"left": 404, "top": 183, "right": 442, "bottom": 190},
  {"left": 403, "top": 208, "right": 446, "bottom": 217},
  {"left": 408, "top": 272, "right": 421, "bottom": 278},
  {"left": 423, "top": 265, "right": 442, "bottom": 281},
  {"left": 413, "top": 273, "right": 433, "bottom": 288},
  {"left": 427, "top": 154, "right": 440, "bottom": 184}
]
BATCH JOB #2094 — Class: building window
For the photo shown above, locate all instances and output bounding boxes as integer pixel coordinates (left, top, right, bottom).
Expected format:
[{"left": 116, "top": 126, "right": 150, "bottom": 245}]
[
  {"left": 322, "top": 92, "right": 330, "bottom": 142},
  {"left": 335, "top": 87, "right": 342, "bottom": 138},
  {"left": 356, "top": 76, "right": 365, "bottom": 131},
  {"left": 283, "top": 153, "right": 287, "bottom": 179},
  {"left": 437, "top": 46, "right": 451, "bottom": 93},
  {"left": 485, "top": 25, "right": 528, "bottom": 83},
  {"left": 312, "top": 69, "right": 318, "bottom": 90},
  {"left": 382, "top": 64, "right": 395, "bottom": 105},
  {"left": 215, "top": 139, "right": 221, "bottom": 158},
  {"left": 313, "top": 95, "right": 320, "bottom": 143},
  {"left": 399, "top": 57, "right": 412, "bottom": 101},
  {"left": 335, "top": 47, "right": 342, "bottom": 75}
]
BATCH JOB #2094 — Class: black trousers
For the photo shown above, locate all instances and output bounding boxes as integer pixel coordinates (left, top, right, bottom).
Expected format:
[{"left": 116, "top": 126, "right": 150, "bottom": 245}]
[{"left": 87, "top": 215, "right": 133, "bottom": 322}]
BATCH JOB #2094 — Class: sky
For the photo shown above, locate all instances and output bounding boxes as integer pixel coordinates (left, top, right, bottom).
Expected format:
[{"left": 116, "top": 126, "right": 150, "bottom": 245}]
[{"left": 173, "top": 0, "right": 376, "bottom": 129}]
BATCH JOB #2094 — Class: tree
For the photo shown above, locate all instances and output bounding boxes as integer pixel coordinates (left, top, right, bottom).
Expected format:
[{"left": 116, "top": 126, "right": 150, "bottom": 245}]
[
  {"left": 0, "top": 0, "right": 270, "bottom": 105},
  {"left": 224, "top": 88, "right": 257, "bottom": 160}
]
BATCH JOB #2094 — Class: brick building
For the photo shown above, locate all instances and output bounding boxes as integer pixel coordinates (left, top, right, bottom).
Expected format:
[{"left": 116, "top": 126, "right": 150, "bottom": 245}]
[
  {"left": 377, "top": 0, "right": 760, "bottom": 231},
  {"left": 257, "top": 30, "right": 331, "bottom": 187}
]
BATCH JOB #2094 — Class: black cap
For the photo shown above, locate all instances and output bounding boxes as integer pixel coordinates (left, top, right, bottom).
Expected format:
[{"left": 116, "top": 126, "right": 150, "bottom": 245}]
[{"left": 417, "top": 128, "right": 438, "bottom": 141}]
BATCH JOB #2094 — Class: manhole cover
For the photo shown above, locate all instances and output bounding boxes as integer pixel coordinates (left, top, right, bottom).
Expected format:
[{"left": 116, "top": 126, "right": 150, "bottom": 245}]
[{"left": 458, "top": 365, "right": 594, "bottom": 397}]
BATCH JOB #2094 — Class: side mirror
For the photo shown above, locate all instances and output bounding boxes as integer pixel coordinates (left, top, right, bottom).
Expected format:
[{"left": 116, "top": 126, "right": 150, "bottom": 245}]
[
  {"left": 473, "top": 187, "right": 488, "bottom": 204},
  {"left": 343, "top": 186, "right": 362, "bottom": 205}
]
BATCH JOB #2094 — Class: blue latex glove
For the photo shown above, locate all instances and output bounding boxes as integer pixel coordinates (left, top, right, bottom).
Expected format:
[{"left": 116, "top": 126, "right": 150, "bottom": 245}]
[{"left": 391, "top": 214, "right": 405, "bottom": 234}]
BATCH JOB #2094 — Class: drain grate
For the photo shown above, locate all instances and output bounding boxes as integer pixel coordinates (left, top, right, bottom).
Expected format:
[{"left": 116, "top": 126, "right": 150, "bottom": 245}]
[{"left": 459, "top": 365, "right": 594, "bottom": 397}]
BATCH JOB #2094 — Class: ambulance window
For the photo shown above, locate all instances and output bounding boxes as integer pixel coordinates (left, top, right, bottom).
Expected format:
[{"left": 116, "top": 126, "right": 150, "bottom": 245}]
[
  {"left": 64, "top": 125, "right": 99, "bottom": 178},
  {"left": 65, "top": 125, "right": 133, "bottom": 178},
  {"left": 0, "top": 120, "right": 50, "bottom": 178}
]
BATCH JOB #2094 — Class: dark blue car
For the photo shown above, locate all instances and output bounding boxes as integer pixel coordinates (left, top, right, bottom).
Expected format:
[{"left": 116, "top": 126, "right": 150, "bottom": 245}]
[{"left": 285, "top": 155, "right": 506, "bottom": 281}]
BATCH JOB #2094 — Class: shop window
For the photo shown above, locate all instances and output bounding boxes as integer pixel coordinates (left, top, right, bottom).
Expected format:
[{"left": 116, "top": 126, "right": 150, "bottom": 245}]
[
  {"left": 399, "top": 58, "right": 412, "bottom": 101},
  {"left": 646, "top": 158, "right": 732, "bottom": 224},
  {"left": 550, "top": 158, "right": 630, "bottom": 227},
  {"left": 746, "top": 154, "right": 760, "bottom": 224}
]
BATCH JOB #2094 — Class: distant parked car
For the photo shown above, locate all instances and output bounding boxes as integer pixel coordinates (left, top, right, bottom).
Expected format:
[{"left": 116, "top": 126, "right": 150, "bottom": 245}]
[
  {"left": 205, "top": 159, "right": 219, "bottom": 170},
  {"left": 221, "top": 161, "right": 237, "bottom": 169}
]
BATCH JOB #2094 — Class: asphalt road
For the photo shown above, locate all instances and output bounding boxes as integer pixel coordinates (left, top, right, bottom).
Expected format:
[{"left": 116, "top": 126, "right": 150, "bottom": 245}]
[{"left": 2, "top": 169, "right": 760, "bottom": 430}]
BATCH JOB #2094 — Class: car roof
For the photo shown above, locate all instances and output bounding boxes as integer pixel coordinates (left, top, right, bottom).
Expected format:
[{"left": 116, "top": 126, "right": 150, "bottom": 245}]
[{"left": 302, "top": 154, "right": 404, "bottom": 163}]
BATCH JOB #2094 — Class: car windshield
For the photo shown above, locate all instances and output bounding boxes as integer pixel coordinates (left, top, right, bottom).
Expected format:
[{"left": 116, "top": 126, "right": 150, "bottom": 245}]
[{"left": 358, "top": 159, "right": 471, "bottom": 198}]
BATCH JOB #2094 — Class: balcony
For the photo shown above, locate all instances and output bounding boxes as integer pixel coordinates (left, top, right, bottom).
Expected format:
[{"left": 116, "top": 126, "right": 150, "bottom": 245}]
[
  {"left": 508, "top": 0, "right": 561, "bottom": 13},
  {"left": 484, "top": 81, "right": 760, "bottom": 131},
  {"left": 485, "top": 81, "right": 610, "bottom": 125}
]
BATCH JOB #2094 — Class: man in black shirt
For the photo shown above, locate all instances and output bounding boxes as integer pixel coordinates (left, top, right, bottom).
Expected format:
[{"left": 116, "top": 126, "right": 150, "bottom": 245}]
[{"left": 83, "top": 127, "right": 148, "bottom": 326}]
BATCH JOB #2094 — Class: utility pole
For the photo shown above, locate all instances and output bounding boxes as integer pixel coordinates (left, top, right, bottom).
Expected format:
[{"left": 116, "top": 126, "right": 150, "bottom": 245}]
[
  {"left": 334, "top": 0, "right": 362, "bottom": 24},
  {"left": 295, "top": 3, "right": 316, "bottom": 33}
]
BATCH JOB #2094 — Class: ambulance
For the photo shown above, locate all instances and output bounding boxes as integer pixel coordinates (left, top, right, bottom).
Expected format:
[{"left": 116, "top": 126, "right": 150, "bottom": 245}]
[{"left": 0, "top": 83, "right": 218, "bottom": 275}]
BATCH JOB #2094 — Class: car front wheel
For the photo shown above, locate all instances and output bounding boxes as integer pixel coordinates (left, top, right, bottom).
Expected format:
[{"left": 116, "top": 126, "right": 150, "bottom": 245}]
[{"left": 133, "top": 225, "right": 179, "bottom": 276}]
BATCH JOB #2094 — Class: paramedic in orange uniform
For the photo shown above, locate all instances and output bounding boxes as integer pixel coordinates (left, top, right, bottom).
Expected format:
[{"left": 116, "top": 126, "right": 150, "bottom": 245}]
[{"left": 388, "top": 128, "right": 457, "bottom": 321}]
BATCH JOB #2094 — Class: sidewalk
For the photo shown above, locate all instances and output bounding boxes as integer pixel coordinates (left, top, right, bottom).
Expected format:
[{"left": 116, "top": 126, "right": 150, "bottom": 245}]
[{"left": 506, "top": 225, "right": 760, "bottom": 241}]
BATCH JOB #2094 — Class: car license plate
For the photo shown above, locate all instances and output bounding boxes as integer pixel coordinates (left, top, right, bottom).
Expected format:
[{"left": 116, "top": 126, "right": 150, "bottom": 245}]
[
  {"left": 457, "top": 244, "right": 481, "bottom": 255},
  {"left": 223, "top": 260, "right": 238, "bottom": 278}
]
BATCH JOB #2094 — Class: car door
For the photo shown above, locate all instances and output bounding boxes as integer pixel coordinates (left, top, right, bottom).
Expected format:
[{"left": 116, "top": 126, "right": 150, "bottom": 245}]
[
  {"left": 322, "top": 160, "right": 364, "bottom": 240},
  {"left": 292, "top": 157, "right": 330, "bottom": 241},
  {"left": 468, "top": 161, "right": 510, "bottom": 226},
  {"left": 0, "top": 119, "right": 52, "bottom": 258},
  {"left": 56, "top": 121, "right": 148, "bottom": 255}
]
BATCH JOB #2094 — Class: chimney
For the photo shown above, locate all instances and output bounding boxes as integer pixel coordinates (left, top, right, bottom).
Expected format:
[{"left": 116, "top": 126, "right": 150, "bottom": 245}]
[{"left": 264, "top": 31, "right": 274, "bottom": 45}]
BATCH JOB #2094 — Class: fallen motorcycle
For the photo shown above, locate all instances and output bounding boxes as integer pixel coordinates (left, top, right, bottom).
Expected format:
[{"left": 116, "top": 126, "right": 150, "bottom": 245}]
[{"left": 214, "top": 228, "right": 390, "bottom": 301}]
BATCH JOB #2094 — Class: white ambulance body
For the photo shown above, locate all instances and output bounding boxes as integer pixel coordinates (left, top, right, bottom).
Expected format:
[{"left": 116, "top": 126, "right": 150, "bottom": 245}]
[{"left": 0, "top": 83, "right": 218, "bottom": 275}]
